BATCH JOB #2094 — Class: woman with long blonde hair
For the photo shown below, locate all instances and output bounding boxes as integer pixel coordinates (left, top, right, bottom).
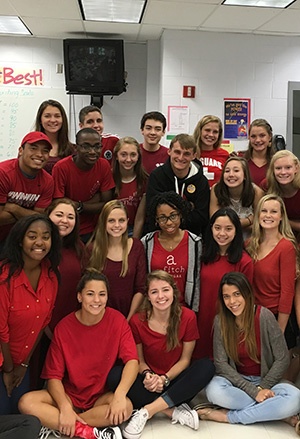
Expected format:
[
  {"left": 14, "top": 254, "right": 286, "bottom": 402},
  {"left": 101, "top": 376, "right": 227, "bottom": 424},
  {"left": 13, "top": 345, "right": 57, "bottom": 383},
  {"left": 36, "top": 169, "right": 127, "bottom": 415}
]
[
  {"left": 247, "top": 194, "right": 299, "bottom": 350},
  {"left": 88, "top": 200, "right": 146, "bottom": 320},
  {"left": 265, "top": 150, "right": 300, "bottom": 239}
]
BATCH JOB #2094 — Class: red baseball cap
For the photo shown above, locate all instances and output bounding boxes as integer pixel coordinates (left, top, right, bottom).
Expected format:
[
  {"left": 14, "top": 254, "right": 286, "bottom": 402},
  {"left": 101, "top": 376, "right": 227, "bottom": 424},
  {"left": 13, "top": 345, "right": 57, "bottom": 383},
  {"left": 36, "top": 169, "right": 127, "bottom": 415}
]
[{"left": 21, "top": 131, "right": 52, "bottom": 150}]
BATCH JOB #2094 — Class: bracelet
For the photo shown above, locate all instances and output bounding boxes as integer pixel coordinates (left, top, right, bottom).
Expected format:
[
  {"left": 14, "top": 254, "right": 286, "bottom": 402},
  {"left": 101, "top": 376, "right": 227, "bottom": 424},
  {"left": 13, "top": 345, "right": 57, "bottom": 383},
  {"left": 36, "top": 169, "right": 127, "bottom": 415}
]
[
  {"left": 141, "top": 369, "right": 153, "bottom": 376},
  {"left": 21, "top": 363, "right": 29, "bottom": 368},
  {"left": 246, "top": 216, "right": 252, "bottom": 226},
  {"left": 2, "top": 368, "right": 13, "bottom": 373},
  {"left": 257, "top": 385, "right": 263, "bottom": 391}
]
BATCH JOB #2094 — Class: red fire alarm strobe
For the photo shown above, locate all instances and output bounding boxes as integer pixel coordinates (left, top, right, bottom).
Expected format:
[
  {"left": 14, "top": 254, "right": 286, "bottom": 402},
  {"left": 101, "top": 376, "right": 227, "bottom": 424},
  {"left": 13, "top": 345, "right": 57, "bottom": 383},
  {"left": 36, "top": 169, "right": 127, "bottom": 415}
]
[{"left": 183, "top": 85, "right": 195, "bottom": 98}]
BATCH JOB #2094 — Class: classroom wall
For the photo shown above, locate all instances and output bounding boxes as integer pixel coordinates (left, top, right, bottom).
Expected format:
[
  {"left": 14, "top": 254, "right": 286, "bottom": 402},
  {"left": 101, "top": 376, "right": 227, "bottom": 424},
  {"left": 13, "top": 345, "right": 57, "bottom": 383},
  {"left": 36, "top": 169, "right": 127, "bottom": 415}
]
[
  {"left": 159, "top": 29, "right": 300, "bottom": 150},
  {"left": 1, "top": 30, "right": 300, "bottom": 156},
  {"left": 0, "top": 36, "right": 147, "bottom": 158}
]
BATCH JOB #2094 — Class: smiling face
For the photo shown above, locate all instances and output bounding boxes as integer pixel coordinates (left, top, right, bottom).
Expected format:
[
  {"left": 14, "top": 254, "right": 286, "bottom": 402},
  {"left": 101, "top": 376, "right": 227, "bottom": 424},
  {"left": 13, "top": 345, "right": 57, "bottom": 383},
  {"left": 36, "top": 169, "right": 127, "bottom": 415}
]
[
  {"left": 75, "top": 131, "right": 102, "bottom": 168},
  {"left": 18, "top": 142, "right": 51, "bottom": 175},
  {"left": 222, "top": 283, "right": 246, "bottom": 320},
  {"left": 49, "top": 203, "right": 76, "bottom": 237},
  {"left": 148, "top": 278, "right": 174, "bottom": 311},
  {"left": 156, "top": 203, "right": 181, "bottom": 236},
  {"left": 168, "top": 142, "right": 196, "bottom": 177},
  {"left": 77, "top": 280, "right": 108, "bottom": 320},
  {"left": 273, "top": 156, "right": 299, "bottom": 186},
  {"left": 249, "top": 125, "right": 272, "bottom": 155},
  {"left": 106, "top": 208, "right": 128, "bottom": 238},
  {"left": 200, "top": 121, "right": 220, "bottom": 150},
  {"left": 21, "top": 220, "right": 52, "bottom": 265},
  {"left": 40, "top": 105, "right": 63, "bottom": 136},
  {"left": 212, "top": 215, "right": 236, "bottom": 254},
  {"left": 223, "top": 159, "right": 244, "bottom": 188},
  {"left": 141, "top": 119, "right": 165, "bottom": 149},
  {"left": 116, "top": 143, "right": 139, "bottom": 172},
  {"left": 80, "top": 110, "right": 104, "bottom": 135},
  {"left": 259, "top": 199, "right": 282, "bottom": 231}
]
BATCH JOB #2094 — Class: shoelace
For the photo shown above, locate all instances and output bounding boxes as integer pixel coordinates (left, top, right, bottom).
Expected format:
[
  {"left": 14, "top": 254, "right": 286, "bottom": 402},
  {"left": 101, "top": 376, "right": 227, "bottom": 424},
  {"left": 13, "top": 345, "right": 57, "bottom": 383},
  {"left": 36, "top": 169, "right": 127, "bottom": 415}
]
[
  {"left": 94, "top": 427, "right": 115, "bottom": 439},
  {"left": 39, "top": 426, "right": 61, "bottom": 439}
]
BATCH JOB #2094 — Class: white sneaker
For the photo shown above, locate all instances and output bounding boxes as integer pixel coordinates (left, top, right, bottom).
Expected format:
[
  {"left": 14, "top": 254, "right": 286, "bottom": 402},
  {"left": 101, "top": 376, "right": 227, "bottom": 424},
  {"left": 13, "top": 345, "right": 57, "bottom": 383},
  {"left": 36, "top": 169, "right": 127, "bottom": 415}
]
[
  {"left": 122, "top": 408, "right": 149, "bottom": 439},
  {"left": 171, "top": 403, "right": 199, "bottom": 430},
  {"left": 95, "top": 426, "right": 123, "bottom": 439},
  {"left": 38, "top": 426, "right": 61, "bottom": 439}
]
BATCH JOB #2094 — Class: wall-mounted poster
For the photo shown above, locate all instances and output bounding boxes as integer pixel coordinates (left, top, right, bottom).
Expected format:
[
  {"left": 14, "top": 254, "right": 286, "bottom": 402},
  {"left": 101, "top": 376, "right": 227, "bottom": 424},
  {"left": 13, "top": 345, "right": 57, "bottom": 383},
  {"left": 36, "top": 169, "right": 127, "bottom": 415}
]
[{"left": 224, "top": 98, "right": 251, "bottom": 139}]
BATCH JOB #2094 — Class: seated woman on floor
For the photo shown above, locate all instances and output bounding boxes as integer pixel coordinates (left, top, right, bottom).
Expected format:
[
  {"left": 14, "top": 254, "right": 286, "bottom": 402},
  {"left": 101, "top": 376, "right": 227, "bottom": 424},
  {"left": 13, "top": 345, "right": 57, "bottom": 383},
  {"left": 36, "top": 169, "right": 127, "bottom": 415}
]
[
  {"left": 18, "top": 269, "right": 139, "bottom": 439},
  {"left": 195, "top": 272, "right": 300, "bottom": 436},
  {"left": 107, "top": 270, "right": 215, "bottom": 439}
]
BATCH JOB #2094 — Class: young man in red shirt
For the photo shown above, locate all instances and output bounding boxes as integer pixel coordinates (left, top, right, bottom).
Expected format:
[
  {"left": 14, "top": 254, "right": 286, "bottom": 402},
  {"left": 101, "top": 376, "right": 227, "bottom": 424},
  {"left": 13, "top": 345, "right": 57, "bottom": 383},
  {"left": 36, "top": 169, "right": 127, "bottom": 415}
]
[
  {"left": 140, "top": 111, "right": 168, "bottom": 175},
  {"left": 0, "top": 131, "right": 53, "bottom": 244},
  {"left": 52, "top": 128, "right": 115, "bottom": 242}
]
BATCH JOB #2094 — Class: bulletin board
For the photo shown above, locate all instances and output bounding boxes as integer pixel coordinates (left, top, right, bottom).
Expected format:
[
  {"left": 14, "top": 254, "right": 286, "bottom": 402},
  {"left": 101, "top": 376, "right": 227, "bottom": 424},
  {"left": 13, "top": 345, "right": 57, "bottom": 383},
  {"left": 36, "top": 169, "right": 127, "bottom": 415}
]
[
  {"left": 0, "top": 86, "right": 69, "bottom": 160},
  {"left": 223, "top": 98, "right": 251, "bottom": 139}
]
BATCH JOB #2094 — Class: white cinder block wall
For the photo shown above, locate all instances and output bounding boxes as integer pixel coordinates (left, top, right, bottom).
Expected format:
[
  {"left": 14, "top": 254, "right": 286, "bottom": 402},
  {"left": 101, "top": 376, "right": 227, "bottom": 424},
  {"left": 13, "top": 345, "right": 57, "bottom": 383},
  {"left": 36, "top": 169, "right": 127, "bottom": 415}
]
[{"left": 158, "top": 30, "right": 300, "bottom": 150}]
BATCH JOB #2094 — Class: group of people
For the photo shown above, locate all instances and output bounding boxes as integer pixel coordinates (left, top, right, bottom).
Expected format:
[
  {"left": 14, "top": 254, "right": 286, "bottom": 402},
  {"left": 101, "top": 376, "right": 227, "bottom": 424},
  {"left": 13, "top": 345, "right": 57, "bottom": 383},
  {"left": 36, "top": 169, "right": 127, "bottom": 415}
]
[{"left": 0, "top": 103, "right": 300, "bottom": 439}]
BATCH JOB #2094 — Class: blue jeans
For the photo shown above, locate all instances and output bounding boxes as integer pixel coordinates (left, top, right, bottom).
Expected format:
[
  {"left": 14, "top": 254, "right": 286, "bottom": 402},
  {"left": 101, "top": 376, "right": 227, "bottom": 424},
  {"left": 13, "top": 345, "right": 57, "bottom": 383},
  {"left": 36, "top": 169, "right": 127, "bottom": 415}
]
[
  {"left": 0, "top": 370, "right": 30, "bottom": 415},
  {"left": 206, "top": 375, "right": 300, "bottom": 425}
]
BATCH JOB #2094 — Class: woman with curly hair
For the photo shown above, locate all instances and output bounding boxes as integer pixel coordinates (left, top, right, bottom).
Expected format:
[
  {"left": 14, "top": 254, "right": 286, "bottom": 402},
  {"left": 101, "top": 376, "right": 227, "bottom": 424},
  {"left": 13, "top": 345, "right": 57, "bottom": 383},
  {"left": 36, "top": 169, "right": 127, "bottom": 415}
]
[
  {"left": 108, "top": 270, "right": 215, "bottom": 439},
  {"left": 141, "top": 192, "right": 201, "bottom": 311},
  {"left": 0, "top": 214, "right": 61, "bottom": 414},
  {"left": 34, "top": 99, "right": 74, "bottom": 174},
  {"left": 210, "top": 156, "right": 264, "bottom": 238},
  {"left": 112, "top": 137, "right": 148, "bottom": 238},
  {"left": 193, "top": 115, "right": 229, "bottom": 187}
]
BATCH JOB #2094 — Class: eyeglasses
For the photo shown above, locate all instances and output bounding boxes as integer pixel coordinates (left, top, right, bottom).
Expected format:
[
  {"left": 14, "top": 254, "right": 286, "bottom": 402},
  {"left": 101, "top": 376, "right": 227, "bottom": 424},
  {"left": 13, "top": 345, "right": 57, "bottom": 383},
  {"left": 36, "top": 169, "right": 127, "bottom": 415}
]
[
  {"left": 77, "top": 143, "right": 102, "bottom": 151},
  {"left": 156, "top": 213, "right": 180, "bottom": 224}
]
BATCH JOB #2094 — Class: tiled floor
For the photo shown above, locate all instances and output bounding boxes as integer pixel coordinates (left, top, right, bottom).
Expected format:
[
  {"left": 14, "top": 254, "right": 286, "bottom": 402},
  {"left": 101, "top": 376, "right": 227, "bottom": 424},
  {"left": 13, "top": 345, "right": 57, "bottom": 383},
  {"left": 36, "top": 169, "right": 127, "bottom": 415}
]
[{"left": 45, "top": 374, "right": 300, "bottom": 439}]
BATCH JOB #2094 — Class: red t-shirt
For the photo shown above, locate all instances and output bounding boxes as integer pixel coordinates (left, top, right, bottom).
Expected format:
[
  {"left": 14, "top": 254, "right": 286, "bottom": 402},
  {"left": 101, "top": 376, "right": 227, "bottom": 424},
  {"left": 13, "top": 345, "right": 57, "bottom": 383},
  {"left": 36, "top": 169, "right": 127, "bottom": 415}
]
[
  {"left": 101, "top": 134, "right": 119, "bottom": 164},
  {"left": 103, "top": 239, "right": 147, "bottom": 317},
  {"left": 140, "top": 144, "right": 168, "bottom": 175},
  {"left": 199, "top": 148, "right": 229, "bottom": 188},
  {"left": 0, "top": 260, "right": 58, "bottom": 366},
  {"left": 116, "top": 178, "right": 147, "bottom": 226},
  {"left": 52, "top": 156, "right": 115, "bottom": 235},
  {"left": 48, "top": 246, "right": 85, "bottom": 332},
  {"left": 253, "top": 238, "right": 296, "bottom": 315},
  {"left": 0, "top": 159, "right": 54, "bottom": 241},
  {"left": 130, "top": 306, "right": 199, "bottom": 375},
  {"left": 150, "top": 231, "right": 189, "bottom": 303},
  {"left": 42, "top": 308, "right": 138, "bottom": 410},
  {"left": 247, "top": 159, "right": 268, "bottom": 187},
  {"left": 237, "top": 306, "right": 261, "bottom": 376}
]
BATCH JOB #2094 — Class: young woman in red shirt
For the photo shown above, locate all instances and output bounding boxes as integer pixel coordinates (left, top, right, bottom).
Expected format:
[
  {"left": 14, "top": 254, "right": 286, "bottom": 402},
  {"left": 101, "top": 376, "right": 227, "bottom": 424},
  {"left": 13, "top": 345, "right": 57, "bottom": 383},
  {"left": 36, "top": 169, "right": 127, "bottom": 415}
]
[{"left": 0, "top": 214, "right": 61, "bottom": 415}]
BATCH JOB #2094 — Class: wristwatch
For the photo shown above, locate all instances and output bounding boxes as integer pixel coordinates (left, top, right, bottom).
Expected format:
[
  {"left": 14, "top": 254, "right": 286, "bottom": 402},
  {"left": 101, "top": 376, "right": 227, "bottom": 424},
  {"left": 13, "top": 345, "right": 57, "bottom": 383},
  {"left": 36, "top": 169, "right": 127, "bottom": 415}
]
[
  {"left": 163, "top": 374, "right": 170, "bottom": 387},
  {"left": 77, "top": 201, "right": 84, "bottom": 214}
]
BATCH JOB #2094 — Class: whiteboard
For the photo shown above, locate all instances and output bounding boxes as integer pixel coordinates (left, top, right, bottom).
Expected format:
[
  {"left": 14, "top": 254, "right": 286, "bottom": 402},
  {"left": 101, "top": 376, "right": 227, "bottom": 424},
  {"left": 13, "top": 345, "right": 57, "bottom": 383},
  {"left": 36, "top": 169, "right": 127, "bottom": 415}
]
[{"left": 0, "top": 86, "right": 69, "bottom": 160}]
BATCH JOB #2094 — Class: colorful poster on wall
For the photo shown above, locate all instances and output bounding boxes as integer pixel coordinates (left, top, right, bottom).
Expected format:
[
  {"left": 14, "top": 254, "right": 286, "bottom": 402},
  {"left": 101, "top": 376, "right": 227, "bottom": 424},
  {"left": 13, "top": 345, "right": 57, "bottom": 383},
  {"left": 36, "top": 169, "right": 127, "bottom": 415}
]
[{"left": 224, "top": 98, "right": 251, "bottom": 139}]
